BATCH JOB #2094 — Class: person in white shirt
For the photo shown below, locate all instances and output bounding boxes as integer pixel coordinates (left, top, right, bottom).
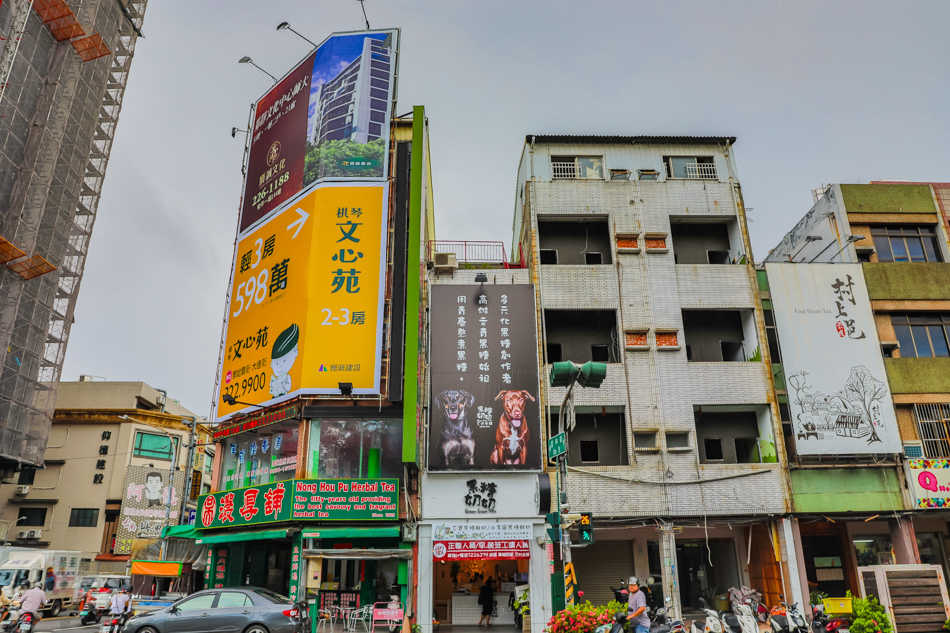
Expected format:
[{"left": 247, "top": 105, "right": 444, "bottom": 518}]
[
  {"left": 18, "top": 582, "right": 46, "bottom": 620},
  {"left": 109, "top": 589, "right": 131, "bottom": 618}
]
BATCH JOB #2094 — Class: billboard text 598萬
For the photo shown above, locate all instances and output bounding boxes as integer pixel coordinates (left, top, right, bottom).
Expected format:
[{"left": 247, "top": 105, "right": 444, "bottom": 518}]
[{"left": 217, "top": 184, "right": 388, "bottom": 422}]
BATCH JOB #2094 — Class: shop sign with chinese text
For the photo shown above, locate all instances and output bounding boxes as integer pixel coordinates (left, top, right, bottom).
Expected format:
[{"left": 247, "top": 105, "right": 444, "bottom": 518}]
[
  {"left": 432, "top": 521, "right": 532, "bottom": 561},
  {"left": 217, "top": 184, "right": 389, "bottom": 422},
  {"left": 907, "top": 459, "right": 950, "bottom": 508},
  {"left": 197, "top": 478, "right": 398, "bottom": 529}
]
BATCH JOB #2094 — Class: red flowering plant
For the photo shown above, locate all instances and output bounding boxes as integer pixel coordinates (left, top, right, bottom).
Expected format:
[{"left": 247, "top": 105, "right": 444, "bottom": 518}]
[{"left": 546, "top": 601, "right": 614, "bottom": 633}]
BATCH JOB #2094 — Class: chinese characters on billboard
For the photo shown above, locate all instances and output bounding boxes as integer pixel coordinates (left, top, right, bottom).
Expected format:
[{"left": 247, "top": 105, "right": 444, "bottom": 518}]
[
  {"left": 115, "top": 465, "right": 186, "bottom": 555},
  {"left": 240, "top": 30, "right": 399, "bottom": 235},
  {"left": 218, "top": 184, "right": 389, "bottom": 421},
  {"left": 432, "top": 521, "right": 532, "bottom": 561},
  {"left": 428, "top": 285, "right": 542, "bottom": 470},
  {"left": 765, "top": 263, "right": 901, "bottom": 455}
]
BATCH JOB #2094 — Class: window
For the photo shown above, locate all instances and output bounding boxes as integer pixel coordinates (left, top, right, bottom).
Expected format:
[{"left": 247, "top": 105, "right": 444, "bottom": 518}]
[
  {"left": 546, "top": 343, "right": 563, "bottom": 363},
  {"left": 175, "top": 594, "right": 216, "bottom": 611},
  {"left": 539, "top": 249, "right": 558, "bottom": 265},
  {"left": 17, "top": 468, "right": 35, "bottom": 485},
  {"left": 892, "top": 314, "right": 950, "bottom": 358},
  {"left": 551, "top": 156, "right": 604, "bottom": 180},
  {"left": 764, "top": 308, "right": 782, "bottom": 363},
  {"left": 666, "top": 432, "right": 690, "bottom": 449},
  {"left": 585, "top": 252, "right": 603, "bottom": 265},
  {"left": 634, "top": 432, "right": 657, "bottom": 450},
  {"left": 204, "top": 453, "right": 213, "bottom": 475},
  {"left": 538, "top": 220, "right": 612, "bottom": 265},
  {"left": 17, "top": 507, "right": 46, "bottom": 527},
  {"left": 133, "top": 432, "right": 179, "bottom": 461},
  {"left": 69, "top": 508, "right": 99, "bottom": 527},
  {"left": 202, "top": 483, "right": 211, "bottom": 495},
  {"left": 872, "top": 225, "right": 942, "bottom": 263},
  {"left": 915, "top": 403, "right": 950, "bottom": 458},
  {"left": 579, "top": 440, "right": 599, "bottom": 462},
  {"left": 703, "top": 438, "right": 724, "bottom": 461},
  {"left": 664, "top": 156, "right": 717, "bottom": 180},
  {"left": 695, "top": 409, "right": 762, "bottom": 464},
  {"left": 217, "top": 592, "right": 252, "bottom": 608},
  {"left": 638, "top": 169, "right": 659, "bottom": 181},
  {"left": 591, "top": 345, "right": 610, "bottom": 362}
]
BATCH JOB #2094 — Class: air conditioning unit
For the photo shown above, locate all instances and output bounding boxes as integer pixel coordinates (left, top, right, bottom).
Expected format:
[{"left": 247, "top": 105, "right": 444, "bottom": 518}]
[
  {"left": 17, "top": 530, "right": 29, "bottom": 540},
  {"left": 903, "top": 442, "right": 924, "bottom": 459},
  {"left": 433, "top": 253, "right": 457, "bottom": 270},
  {"left": 401, "top": 524, "right": 417, "bottom": 543},
  {"left": 27, "top": 530, "right": 41, "bottom": 539},
  {"left": 155, "top": 393, "right": 167, "bottom": 406},
  {"left": 14, "top": 485, "right": 30, "bottom": 496}
]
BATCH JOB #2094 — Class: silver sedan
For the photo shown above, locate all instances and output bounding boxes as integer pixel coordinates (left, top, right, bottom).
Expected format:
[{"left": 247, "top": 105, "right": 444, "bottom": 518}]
[{"left": 122, "top": 587, "right": 310, "bottom": 633}]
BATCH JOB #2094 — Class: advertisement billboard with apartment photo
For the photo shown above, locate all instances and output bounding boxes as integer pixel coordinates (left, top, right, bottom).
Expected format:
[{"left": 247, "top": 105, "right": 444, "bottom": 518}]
[
  {"left": 428, "top": 285, "right": 542, "bottom": 471},
  {"left": 239, "top": 29, "right": 399, "bottom": 235},
  {"left": 765, "top": 263, "right": 901, "bottom": 455}
]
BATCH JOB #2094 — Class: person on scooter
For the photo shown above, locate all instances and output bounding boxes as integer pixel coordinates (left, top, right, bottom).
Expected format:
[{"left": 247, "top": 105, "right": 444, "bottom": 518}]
[
  {"left": 17, "top": 581, "right": 45, "bottom": 624},
  {"left": 109, "top": 587, "right": 132, "bottom": 623},
  {"left": 627, "top": 577, "right": 651, "bottom": 633}
]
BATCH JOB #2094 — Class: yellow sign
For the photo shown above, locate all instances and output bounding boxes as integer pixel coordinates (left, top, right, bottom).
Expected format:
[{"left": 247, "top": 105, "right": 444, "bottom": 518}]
[
  {"left": 564, "top": 561, "right": 577, "bottom": 607},
  {"left": 217, "top": 183, "right": 388, "bottom": 421}
]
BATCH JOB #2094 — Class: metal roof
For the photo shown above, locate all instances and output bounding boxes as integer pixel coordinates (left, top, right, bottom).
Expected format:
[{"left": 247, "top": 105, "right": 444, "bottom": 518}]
[{"left": 525, "top": 134, "right": 736, "bottom": 146}]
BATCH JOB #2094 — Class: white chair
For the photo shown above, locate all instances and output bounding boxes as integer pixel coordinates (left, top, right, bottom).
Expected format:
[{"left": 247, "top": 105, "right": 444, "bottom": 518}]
[
  {"left": 316, "top": 609, "right": 333, "bottom": 633},
  {"left": 348, "top": 605, "right": 372, "bottom": 633}
]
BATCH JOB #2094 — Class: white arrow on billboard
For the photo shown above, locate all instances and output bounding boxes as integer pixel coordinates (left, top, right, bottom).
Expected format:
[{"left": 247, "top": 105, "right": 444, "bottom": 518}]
[{"left": 287, "top": 208, "right": 309, "bottom": 239}]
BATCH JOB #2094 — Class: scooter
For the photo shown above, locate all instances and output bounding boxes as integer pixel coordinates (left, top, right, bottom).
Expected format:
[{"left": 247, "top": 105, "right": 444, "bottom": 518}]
[
  {"left": 690, "top": 598, "right": 724, "bottom": 633},
  {"left": 733, "top": 602, "right": 759, "bottom": 633},
  {"left": 80, "top": 594, "right": 102, "bottom": 626},
  {"left": 812, "top": 606, "right": 849, "bottom": 633},
  {"left": 100, "top": 612, "right": 129, "bottom": 633},
  {"left": 611, "top": 580, "right": 630, "bottom": 604},
  {"left": 7, "top": 612, "right": 33, "bottom": 633},
  {"left": 769, "top": 597, "right": 807, "bottom": 633},
  {"left": 651, "top": 598, "right": 685, "bottom": 633}
]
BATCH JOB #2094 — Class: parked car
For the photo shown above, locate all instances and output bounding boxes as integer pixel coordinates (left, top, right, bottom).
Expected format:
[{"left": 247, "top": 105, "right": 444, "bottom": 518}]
[
  {"left": 122, "top": 587, "right": 309, "bottom": 633},
  {"left": 78, "top": 575, "right": 131, "bottom": 611}
]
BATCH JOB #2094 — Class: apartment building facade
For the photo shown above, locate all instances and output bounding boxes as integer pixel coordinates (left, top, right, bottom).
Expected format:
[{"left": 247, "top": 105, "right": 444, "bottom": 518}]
[
  {"left": 0, "top": 381, "right": 209, "bottom": 573},
  {"left": 512, "top": 136, "right": 794, "bottom": 615},
  {"left": 764, "top": 182, "right": 950, "bottom": 616}
]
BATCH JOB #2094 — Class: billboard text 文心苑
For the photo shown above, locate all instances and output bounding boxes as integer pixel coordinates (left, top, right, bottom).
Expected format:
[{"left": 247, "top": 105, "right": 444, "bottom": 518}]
[
  {"left": 218, "top": 184, "right": 388, "bottom": 422},
  {"left": 766, "top": 263, "right": 901, "bottom": 455},
  {"left": 240, "top": 30, "right": 398, "bottom": 235},
  {"left": 428, "top": 285, "right": 541, "bottom": 471}
]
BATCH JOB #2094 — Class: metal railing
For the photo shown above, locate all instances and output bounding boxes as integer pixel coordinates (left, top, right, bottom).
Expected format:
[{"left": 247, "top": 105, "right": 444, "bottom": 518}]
[
  {"left": 427, "top": 241, "right": 526, "bottom": 268},
  {"left": 552, "top": 161, "right": 577, "bottom": 179},
  {"left": 685, "top": 162, "right": 719, "bottom": 179},
  {"left": 915, "top": 403, "right": 950, "bottom": 458}
]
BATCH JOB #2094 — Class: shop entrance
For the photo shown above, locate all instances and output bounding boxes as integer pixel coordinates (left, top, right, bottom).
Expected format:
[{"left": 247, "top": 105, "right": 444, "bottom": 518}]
[
  {"left": 676, "top": 539, "right": 740, "bottom": 611},
  {"left": 433, "top": 559, "right": 528, "bottom": 627},
  {"left": 315, "top": 558, "right": 402, "bottom": 611}
]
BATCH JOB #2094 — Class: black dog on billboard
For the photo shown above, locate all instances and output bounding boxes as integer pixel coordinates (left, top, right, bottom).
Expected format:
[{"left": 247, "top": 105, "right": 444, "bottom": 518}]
[
  {"left": 436, "top": 389, "right": 476, "bottom": 466},
  {"left": 490, "top": 390, "right": 536, "bottom": 465}
]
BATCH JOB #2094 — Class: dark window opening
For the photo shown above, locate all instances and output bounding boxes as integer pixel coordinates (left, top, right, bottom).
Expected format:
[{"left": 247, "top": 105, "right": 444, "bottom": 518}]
[
  {"left": 579, "top": 441, "right": 599, "bottom": 462},
  {"left": 537, "top": 220, "right": 612, "bottom": 265},
  {"left": 734, "top": 438, "right": 759, "bottom": 463},
  {"left": 550, "top": 412, "right": 628, "bottom": 466},
  {"left": 544, "top": 310, "right": 617, "bottom": 363},
  {"left": 591, "top": 344, "right": 610, "bottom": 362},
  {"left": 670, "top": 221, "right": 733, "bottom": 265},
  {"left": 17, "top": 507, "right": 46, "bottom": 527},
  {"left": 779, "top": 402, "right": 791, "bottom": 422},
  {"left": 703, "top": 438, "right": 724, "bottom": 461},
  {"left": 69, "top": 508, "right": 99, "bottom": 527},
  {"left": 546, "top": 343, "right": 563, "bottom": 363},
  {"left": 17, "top": 468, "right": 35, "bottom": 485},
  {"left": 540, "top": 249, "right": 558, "bottom": 265},
  {"left": 682, "top": 310, "right": 747, "bottom": 362},
  {"left": 871, "top": 225, "right": 942, "bottom": 263},
  {"left": 765, "top": 308, "right": 782, "bottom": 363}
]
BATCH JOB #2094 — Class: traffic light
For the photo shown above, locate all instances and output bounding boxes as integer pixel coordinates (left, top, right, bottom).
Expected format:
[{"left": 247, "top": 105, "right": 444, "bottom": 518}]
[
  {"left": 578, "top": 512, "right": 594, "bottom": 543},
  {"left": 545, "top": 512, "right": 561, "bottom": 542},
  {"left": 577, "top": 362, "right": 607, "bottom": 388},
  {"left": 549, "top": 362, "right": 577, "bottom": 387}
]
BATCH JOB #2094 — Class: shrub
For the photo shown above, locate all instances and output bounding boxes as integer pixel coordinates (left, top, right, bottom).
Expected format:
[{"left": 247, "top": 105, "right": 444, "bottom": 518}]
[
  {"left": 847, "top": 592, "right": 892, "bottom": 633},
  {"left": 547, "top": 601, "right": 614, "bottom": 633}
]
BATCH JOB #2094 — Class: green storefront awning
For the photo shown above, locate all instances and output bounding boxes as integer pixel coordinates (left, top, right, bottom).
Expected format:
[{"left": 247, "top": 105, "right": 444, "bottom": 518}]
[
  {"left": 161, "top": 524, "right": 202, "bottom": 540},
  {"left": 300, "top": 527, "right": 400, "bottom": 539},
  {"left": 196, "top": 529, "right": 288, "bottom": 544}
]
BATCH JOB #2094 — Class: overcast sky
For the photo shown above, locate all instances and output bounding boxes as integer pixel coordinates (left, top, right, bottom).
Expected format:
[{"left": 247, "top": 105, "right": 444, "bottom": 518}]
[{"left": 60, "top": 1, "right": 950, "bottom": 418}]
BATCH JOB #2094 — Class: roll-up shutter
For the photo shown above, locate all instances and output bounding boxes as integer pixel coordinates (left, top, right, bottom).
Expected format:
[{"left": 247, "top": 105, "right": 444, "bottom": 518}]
[{"left": 570, "top": 540, "right": 634, "bottom": 606}]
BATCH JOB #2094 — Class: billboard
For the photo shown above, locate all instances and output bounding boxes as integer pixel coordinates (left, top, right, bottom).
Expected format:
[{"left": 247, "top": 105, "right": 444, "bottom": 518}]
[
  {"left": 432, "top": 521, "right": 532, "bottom": 561},
  {"left": 428, "top": 285, "right": 542, "bottom": 471},
  {"left": 907, "top": 459, "right": 950, "bottom": 508},
  {"left": 765, "top": 263, "right": 901, "bottom": 455},
  {"left": 115, "top": 465, "right": 186, "bottom": 555},
  {"left": 240, "top": 29, "right": 399, "bottom": 235},
  {"left": 196, "top": 478, "right": 398, "bottom": 529},
  {"left": 218, "top": 184, "right": 388, "bottom": 421}
]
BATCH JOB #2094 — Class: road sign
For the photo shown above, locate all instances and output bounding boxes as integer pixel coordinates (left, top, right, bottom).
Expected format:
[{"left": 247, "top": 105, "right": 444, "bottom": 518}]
[
  {"left": 563, "top": 561, "right": 577, "bottom": 607},
  {"left": 548, "top": 433, "right": 567, "bottom": 459}
]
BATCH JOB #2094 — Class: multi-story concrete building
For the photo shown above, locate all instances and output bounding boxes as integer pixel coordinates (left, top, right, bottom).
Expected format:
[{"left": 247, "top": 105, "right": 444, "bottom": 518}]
[
  {"left": 0, "top": 0, "right": 147, "bottom": 469},
  {"left": 0, "top": 380, "right": 209, "bottom": 574},
  {"left": 512, "top": 135, "right": 793, "bottom": 615},
  {"left": 764, "top": 183, "right": 950, "bottom": 633}
]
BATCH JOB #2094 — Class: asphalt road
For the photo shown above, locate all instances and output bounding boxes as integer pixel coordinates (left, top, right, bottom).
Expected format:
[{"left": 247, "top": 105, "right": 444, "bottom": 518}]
[{"left": 32, "top": 615, "right": 101, "bottom": 632}]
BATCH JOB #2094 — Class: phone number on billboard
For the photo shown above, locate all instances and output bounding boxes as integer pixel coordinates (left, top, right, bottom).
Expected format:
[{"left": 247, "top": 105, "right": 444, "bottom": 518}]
[{"left": 222, "top": 372, "right": 267, "bottom": 399}]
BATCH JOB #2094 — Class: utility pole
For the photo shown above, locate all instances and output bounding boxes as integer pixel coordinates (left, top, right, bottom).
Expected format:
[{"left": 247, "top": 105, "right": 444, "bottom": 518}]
[
  {"left": 548, "top": 361, "right": 606, "bottom": 609},
  {"left": 179, "top": 417, "right": 197, "bottom": 525}
]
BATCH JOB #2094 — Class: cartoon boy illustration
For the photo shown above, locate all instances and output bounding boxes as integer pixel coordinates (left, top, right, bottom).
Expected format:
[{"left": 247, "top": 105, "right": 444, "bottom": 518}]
[
  {"left": 270, "top": 324, "right": 299, "bottom": 398},
  {"left": 144, "top": 471, "right": 164, "bottom": 507}
]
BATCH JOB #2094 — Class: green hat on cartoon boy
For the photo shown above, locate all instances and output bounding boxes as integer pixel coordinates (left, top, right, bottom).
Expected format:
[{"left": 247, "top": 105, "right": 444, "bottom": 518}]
[{"left": 269, "top": 324, "right": 299, "bottom": 398}]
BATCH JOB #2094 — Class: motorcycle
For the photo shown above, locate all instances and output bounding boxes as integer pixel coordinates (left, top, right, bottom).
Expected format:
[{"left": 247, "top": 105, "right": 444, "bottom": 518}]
[
  {"left": 651, "top": 598, "right": 686, "bottom": 633},
  {"left": 812, "top": 606, "right": 849, "bottom": 633},
  {"left": 690, "top": 598, "right": 724, "bottom": 633},
  {"left": 80, "top": 593, "right": 102, "bottom": 626},
  {"left": 100, "top": 612, "right": 129, "bottom": 633},
  {"left": 733, "top": 602, "right": 759, "bottom": 633},
  {"left": 7, "top": 612, "right": 33, "bottom": 633},
  {"left": 769, "top": 597, "right": 807, "bottom": 633},
  {"left": 611, "top": 580, "right": 630, "bottom": 604}
]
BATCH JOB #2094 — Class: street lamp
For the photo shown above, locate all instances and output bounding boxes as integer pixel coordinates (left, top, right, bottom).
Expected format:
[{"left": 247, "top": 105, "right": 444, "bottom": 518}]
[
  {"left": 238, "top": 56, "right": 277, "bottom": 84},
  {"left": 276, "top": 21, "right": 317, "bottom": 48}
]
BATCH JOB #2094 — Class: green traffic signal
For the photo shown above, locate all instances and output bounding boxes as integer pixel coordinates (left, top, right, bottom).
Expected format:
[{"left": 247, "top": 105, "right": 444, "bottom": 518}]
[
  {"left": 578, "top": 512, "right": 594, "bottom": 543},
  {"left": 549, "top": 362, "right": 577, "bottom": 387},
  {"left": 577, "top": 362, "right": 607, "bottom": 388}
]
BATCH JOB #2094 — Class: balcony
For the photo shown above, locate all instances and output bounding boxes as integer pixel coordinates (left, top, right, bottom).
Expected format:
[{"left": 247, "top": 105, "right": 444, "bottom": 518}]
[
  {"left": 675, "top": 266, "right": 755, "bottom": 308},
  {"left": 427, "top": 241, "right": 526, "bottom": 269},
  {"left": 688, "top": 362, "right": 770, "bottom": 404},
  {"left": 684, "top": 163, "right": 718, "bottom": 179}
]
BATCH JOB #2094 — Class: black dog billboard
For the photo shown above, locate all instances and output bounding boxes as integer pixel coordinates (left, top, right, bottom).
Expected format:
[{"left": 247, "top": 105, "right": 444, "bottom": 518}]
[{"left": 428, "top": 284, "right": 541, "bottom": 471}]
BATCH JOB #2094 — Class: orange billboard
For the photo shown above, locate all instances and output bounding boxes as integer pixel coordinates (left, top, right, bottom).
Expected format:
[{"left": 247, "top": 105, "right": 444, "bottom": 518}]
[{"left": 217, "top": 183, "right": 388, "bottom": 422}]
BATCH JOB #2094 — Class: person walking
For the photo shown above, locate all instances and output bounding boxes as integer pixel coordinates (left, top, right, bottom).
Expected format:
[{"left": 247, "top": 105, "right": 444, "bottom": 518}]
[
  {"left": 477, "top": 577, "right": 495, "bottom": 627},
  {"left": 627, "top": 577, "right": 651, "bottom": 633}
]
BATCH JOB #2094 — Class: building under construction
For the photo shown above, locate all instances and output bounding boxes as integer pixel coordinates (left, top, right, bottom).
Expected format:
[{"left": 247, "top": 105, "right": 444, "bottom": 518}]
[{"left": 0, "top": 0, "right": 147, "bottom": 468}]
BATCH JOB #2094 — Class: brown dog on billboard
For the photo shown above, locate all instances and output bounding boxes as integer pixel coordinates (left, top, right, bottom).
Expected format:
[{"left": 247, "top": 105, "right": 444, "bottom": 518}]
[{"left": 490, "top": 390, "right": 536, "bottom": 465}]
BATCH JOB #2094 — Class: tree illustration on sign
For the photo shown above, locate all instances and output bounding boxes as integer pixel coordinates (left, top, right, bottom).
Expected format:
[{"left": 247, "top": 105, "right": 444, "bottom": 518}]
[
  {"left": 786, "top": 371, "right": 810, "bottom": 426},
  {"left": 839, "top": 365, "right": 886, "bottom": 445}
]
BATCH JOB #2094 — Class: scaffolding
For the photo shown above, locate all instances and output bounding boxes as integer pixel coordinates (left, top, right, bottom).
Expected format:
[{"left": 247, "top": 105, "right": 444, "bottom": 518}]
[{"left": 0, "top": 0, "right": 148, "bottom": 467}]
